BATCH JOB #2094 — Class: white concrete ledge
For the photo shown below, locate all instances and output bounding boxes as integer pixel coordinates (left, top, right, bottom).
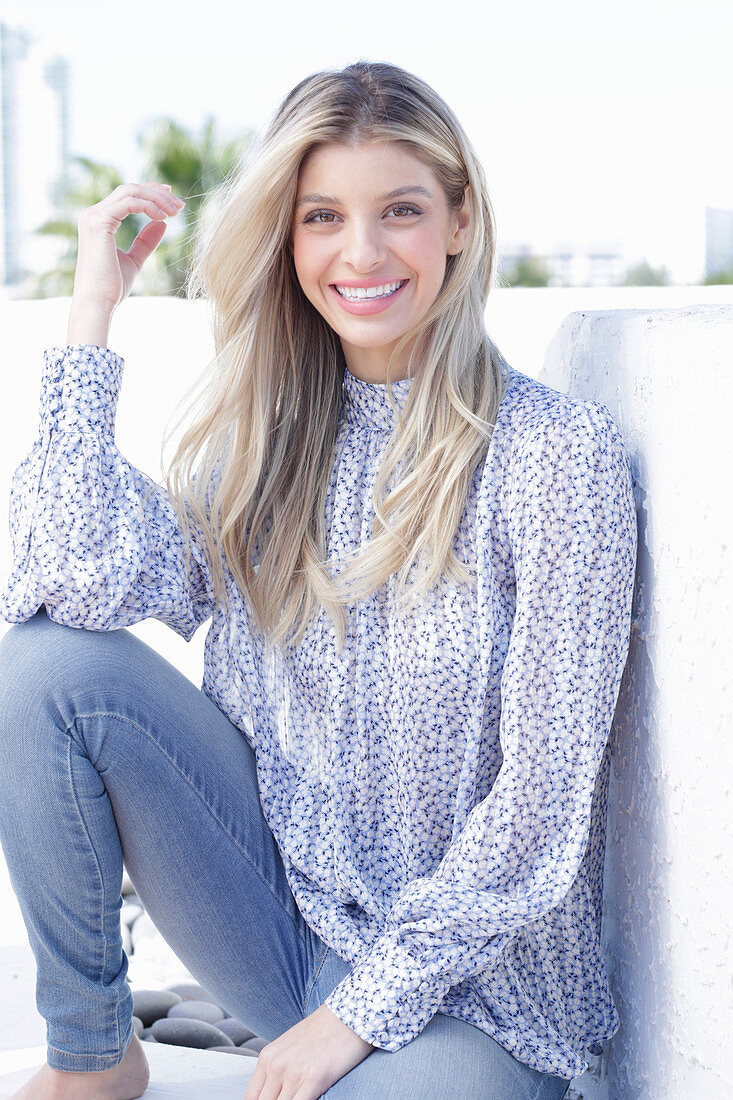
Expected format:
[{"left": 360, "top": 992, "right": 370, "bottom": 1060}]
[
  {"left": 0, "top": 942, "right": 258, "bottom": 1097},
  {"left": 0, "top": 1042, "right": 257, "bottom": 1098}
]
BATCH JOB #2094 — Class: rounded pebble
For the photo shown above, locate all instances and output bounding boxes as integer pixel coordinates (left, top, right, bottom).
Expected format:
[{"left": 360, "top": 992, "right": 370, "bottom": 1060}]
[
  {"left": 241, "top": 1037, "right": 269, "bottom": 1053},
  {"left": 151, "top": 1018, "right": 235, "bottom": 1049},
  {"left": 132, "top": 989, "right": 183, "bottom": 1027},
  {"left": 119, "top": 891, "right": 265, "bottom": 1056},
  {"left": 209, "top": 1045, "right": 259, "bottom": 1057},
  {"left": 131, "top": 912, "right": 160, "bottom": 948},
  {"left": 216, "top": 1018, "right": 256, "bottom": 1045},
  {"left": 166, "top": 982, "right": 219, "bottom": 1004},
  {"left": 121, "top": 899, "right": 143, "bottom": 928},
  {"left": 167, "top": 1000, "right": 225, "bottom": 1024}
]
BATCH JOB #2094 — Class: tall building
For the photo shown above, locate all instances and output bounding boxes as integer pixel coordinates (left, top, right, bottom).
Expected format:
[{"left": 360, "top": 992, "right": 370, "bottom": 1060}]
[
  {"left": 705, "top": 206, "right": 733, "bottom": 280},
  {"left": 0, "top": 21, "right": 71, "bottom": 295}
]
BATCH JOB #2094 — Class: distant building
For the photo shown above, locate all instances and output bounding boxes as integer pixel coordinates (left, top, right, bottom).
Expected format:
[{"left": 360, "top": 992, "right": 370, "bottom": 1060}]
[
  {"left": 0, "top": 21, "right": 71, "bottom": 295},
  {"left": 705, "top": 206, "right": 733, "bottom": 279},
  {"left": 498, "top": 239, "right": 628, "bottom": 288}
]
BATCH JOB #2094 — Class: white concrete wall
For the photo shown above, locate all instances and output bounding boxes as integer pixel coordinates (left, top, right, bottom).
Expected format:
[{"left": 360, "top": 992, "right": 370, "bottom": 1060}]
[
  {"left": 540, "top": 305, "right": 733, "bottom": 1100},
  {"left": 1, "top": 293, "right": 732, "bottom": 1095}
]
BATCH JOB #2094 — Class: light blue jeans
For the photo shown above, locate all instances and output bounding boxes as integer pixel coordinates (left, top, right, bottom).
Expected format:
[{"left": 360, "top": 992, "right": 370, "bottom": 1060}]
[{"left": 0, "top": 608, "right": 570, "bottom": 1099}]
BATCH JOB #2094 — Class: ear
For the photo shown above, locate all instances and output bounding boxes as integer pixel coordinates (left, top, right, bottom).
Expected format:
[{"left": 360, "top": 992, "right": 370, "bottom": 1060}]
[{"left": 447, "top": 183, "right": 471, "bottom": 256}]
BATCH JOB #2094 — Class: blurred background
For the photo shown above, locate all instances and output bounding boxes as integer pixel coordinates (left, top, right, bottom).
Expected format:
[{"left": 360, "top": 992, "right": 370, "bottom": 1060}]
[{"left": 1, "top": 0, "right": 732, "bottom": 298}]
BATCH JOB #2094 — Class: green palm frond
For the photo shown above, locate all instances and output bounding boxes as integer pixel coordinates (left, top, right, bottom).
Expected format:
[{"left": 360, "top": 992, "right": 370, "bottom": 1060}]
[
  {"left": 135, "top": 113, "right": 252, "bottom": 295},
  {"left": 28, "top": 118, "right": 252, "bottom": 299}
]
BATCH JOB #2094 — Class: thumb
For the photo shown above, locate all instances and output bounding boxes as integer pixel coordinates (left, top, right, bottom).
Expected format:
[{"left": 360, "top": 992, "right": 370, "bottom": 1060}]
[{"left": 124, "top": 218, "right": 168, "bottom": 271}]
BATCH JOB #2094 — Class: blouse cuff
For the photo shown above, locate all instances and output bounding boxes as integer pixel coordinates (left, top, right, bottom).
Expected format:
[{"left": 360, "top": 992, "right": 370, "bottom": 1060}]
[
  {"left": 40, "top": 344, "right": 124, "bottom": 438},
  {"left": 323, "top": 930, "right": 447, "bottom": 1052}
]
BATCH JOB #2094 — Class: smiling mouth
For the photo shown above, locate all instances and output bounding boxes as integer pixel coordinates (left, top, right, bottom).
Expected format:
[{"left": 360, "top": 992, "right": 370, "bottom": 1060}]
[{"left": 333, "top": 279, "right": 408, "bottom": 301}]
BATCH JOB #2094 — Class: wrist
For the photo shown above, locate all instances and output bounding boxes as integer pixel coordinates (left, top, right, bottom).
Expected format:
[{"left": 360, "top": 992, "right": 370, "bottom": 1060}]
[{"left": 66, "top": 298, "right": 114, "bottom": 349}]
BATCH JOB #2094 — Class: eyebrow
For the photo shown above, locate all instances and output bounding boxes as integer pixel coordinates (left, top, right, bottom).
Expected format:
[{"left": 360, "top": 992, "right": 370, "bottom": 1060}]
[{"left": 295, "top": 185, "right": 433, "bottom": 206}]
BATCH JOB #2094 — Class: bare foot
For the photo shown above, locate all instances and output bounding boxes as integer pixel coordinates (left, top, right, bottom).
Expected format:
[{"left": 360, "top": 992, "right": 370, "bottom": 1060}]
[{"left": 10, "top": 1033, "right": 150, "bottom": 1099}]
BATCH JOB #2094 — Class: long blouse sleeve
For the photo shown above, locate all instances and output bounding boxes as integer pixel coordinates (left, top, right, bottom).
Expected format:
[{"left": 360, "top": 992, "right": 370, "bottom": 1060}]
[
  {"left": 0, "top": 343, "right": 214, "bottom": 640},
  {"left": 323, "top": 398, "right": 637, "bottom": 1051}
]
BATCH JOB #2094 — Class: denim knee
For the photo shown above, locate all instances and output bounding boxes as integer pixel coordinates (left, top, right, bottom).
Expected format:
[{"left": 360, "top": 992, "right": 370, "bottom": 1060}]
[
  {"left": 0, "top": 604, "right": 79, "bottom": 700},
  {"left": 0, "top": 607, "right": 120, "bottom": 761},
  {"left": 0, "top": 608, "right": 67, "bottom": 762}
]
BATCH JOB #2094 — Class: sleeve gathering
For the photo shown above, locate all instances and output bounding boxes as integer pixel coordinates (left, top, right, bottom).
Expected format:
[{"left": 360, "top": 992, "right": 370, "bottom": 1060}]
[
  {"left": 323, "top": 398, "right": 637, "bottom": 1051},
  {"left": 0, "top": 343, "right": 214, "bottom": 640}
]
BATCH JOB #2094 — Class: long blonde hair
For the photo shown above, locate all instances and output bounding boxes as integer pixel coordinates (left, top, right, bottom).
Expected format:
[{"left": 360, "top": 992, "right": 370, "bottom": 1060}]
[{"left": 163, "top": 60, "right": 509, "bottom": 657}]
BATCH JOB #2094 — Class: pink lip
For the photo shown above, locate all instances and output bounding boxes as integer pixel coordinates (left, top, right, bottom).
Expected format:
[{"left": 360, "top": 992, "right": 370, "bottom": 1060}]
[{"left": 328, "top": 279, "right": 409, "bottom": 316}]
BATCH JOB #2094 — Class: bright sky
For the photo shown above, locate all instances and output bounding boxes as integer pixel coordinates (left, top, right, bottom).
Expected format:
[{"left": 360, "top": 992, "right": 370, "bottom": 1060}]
[{"left": 3, "top": 0, "right": 732, "bottom": 283}]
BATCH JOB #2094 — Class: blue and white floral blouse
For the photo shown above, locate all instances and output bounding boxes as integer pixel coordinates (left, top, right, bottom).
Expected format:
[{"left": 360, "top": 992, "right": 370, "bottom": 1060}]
[{"left": 0, "top": 343, "right": 637, "bottom": 1079}]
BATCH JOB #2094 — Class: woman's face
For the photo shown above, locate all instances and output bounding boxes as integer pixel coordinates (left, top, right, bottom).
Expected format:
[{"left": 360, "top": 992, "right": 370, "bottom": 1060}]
[{"left": 291, "top": 140, "right": 469, "bottom": 383}]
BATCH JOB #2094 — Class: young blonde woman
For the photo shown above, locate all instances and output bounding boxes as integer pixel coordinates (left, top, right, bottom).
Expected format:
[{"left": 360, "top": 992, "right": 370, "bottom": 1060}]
[{"left": 0, "top": 61, "right": 637, "bottom": 1100}]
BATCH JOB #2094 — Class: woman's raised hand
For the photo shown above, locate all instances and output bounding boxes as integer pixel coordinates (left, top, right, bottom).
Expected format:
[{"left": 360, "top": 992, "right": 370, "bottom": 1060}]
[{"left": 67, "top": 182, "right": 185, "bottom": 347}]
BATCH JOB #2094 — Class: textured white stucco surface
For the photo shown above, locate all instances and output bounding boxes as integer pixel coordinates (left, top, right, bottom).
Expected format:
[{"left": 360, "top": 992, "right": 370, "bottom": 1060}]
[{"left": 541, "top": 306, "right": 733, "bottom": 1100}]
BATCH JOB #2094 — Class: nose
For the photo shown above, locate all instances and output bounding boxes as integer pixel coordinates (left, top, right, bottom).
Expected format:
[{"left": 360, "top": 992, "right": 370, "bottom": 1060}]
[{"left": 339, "top": 216, "right": 386, "bottom": 272}]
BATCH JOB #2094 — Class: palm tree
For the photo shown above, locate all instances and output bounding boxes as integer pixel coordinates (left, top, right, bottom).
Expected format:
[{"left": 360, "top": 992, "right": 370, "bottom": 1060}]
[
  {"left": 137, "top": 114, "right": 253, "bottom": 295},
  {"left": 28, "top": 157, "right": 146, "bottom": 298},
  {"left": 29, "top": 117, "right": 252, "bottom": 299}
]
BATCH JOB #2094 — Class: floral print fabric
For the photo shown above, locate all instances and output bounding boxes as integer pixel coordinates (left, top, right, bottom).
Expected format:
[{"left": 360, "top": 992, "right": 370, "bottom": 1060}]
[{"left": 0, "top": 343, "right": 637, "bottom": 1078}]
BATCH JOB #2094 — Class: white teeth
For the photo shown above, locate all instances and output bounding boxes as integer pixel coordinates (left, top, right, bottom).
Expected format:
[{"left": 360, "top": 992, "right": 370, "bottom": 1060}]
[{"left": 335, "top": 280, "right": 405, "bottom": 300}]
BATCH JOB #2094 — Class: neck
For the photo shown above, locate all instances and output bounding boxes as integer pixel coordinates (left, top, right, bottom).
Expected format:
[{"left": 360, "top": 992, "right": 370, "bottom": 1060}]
[{"left": 341, "top": 336, "right": 418, "bottom": 384}]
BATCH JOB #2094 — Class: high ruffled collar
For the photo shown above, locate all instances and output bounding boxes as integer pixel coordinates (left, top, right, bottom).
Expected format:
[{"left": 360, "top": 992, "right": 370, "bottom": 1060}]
[{"left": 341, "top": 366, "right": 413, "bottom": 432}]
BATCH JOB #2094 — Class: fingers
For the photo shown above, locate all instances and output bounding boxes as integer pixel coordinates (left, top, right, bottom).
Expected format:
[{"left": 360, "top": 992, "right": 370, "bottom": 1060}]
[
  {"left": 71, "top": 182, "right": 184, "bottom": 313},
  {"left": 243, "top": 1057, "right": 267, "bottom": 1097},
  {"left": 80, "top": 182, "right": 185, "bottom": 230},
  {"left": 123, "top": 218, "right": 168, "bottom": 270}
]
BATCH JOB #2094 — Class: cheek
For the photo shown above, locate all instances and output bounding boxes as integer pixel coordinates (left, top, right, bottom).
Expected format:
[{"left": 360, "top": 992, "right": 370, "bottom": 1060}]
[
  {"left": 403, "top": 228, "right": 449, "bottom": 289},
  {"left": 292, "top": 233, "right": 328, "bottom": 294},
  {"left": 291, "top": 239, "right": 309, "bottom": 292}
]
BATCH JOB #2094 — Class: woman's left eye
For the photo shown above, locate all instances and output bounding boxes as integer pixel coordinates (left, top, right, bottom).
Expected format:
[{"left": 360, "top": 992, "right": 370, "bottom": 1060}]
[{"left": 389, "top": 204, "right": 421, "bottom": 218}]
